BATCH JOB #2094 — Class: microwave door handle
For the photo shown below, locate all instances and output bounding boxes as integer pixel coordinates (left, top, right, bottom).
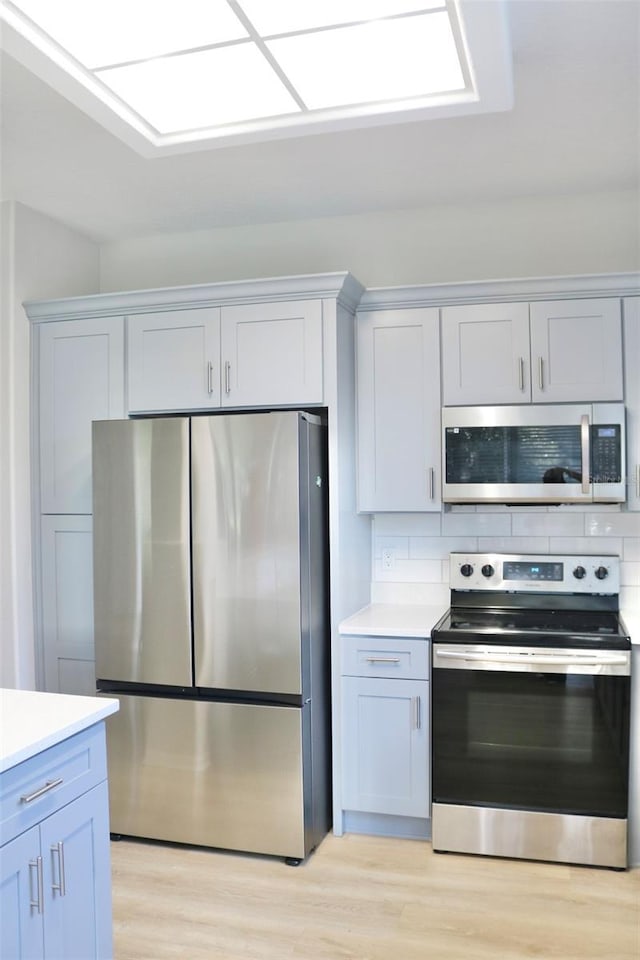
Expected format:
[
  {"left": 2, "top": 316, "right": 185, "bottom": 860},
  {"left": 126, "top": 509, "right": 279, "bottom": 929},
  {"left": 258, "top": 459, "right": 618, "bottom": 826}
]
[{"left": 580, "top": 414, "right": 590, "bottom": 494}]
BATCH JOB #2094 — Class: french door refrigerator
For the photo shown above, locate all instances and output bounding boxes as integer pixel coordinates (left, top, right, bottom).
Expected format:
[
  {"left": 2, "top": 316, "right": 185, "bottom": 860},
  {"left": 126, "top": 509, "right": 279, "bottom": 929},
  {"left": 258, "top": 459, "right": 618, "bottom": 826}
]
[{"left": 92, "top": 411, "right": 331, "bottom": 862}]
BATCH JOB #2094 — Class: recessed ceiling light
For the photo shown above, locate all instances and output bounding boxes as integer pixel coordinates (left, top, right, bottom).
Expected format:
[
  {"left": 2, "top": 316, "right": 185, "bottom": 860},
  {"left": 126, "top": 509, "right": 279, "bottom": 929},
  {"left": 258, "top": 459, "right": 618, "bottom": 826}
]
[
  {"left": 97, "top": 45, "right": 301, "bottom": 134},
  {"left": 0, "top": 0, "right": 513, "bottom": 155},
  {"left": 266, "top": 13, "right": 465, "bottom": 111}
]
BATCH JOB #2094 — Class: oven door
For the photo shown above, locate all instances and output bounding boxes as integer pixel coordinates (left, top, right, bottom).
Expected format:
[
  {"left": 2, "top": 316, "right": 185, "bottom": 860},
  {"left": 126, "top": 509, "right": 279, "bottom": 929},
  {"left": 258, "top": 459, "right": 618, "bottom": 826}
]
[{"left": 432, "top": 643, "right": 631, "bottom": 819}]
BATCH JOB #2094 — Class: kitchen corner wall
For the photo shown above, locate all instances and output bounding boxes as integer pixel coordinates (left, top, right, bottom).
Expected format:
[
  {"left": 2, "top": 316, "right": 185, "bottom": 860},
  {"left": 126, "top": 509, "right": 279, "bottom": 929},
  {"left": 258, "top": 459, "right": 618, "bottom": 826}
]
[{"left": 371, "top": 505, "right": 640, "bottom": 614}]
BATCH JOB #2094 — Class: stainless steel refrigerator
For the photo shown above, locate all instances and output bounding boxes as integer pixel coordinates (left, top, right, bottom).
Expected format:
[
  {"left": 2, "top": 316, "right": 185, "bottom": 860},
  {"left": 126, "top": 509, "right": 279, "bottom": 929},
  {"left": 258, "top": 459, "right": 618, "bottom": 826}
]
[{"left": 92, "top": 411, "right": 331, "bottom": 863}]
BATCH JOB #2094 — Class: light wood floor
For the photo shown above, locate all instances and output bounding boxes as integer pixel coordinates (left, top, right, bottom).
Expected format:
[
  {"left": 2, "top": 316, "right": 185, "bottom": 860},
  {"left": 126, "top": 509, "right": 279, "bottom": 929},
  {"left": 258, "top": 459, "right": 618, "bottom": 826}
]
[{"left": 111, "top": 833, "right": 640, "bottom": 960}]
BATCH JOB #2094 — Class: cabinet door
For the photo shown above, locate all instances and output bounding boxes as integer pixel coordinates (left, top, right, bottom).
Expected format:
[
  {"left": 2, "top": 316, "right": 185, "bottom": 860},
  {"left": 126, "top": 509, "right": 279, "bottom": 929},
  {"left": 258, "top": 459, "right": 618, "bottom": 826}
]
[
  {"left": 341, "top": 677, "right": 429, "bottom": 818},
  {"left": 127, "top": 308, "right": 221, "bottom": 413},
  {"left": 0, "top": 827, "right": 44, "bottom": 960},
  {"left": 41, "top": 783, "right": 113, "bottom": 960},
  {"left": 40, "top": 515, "right": 95, "bottom": 695},
  {"left": 357, "top": 308, "right": 440, "bottom": 511},
  {"left": 530, "top": 298, "right": 623, "bottom": 402},
  {"left": 220, "top": 300, "right": 323, "bottom": 406},
  {"left": 39, "top": 318, "right": 125, "bottom": 514},
  {"left": 441, "top": 302, "right": 531, "bottom": 405},
  {"left": 623, "top": 297, "right": 640, "bottom": 511}
]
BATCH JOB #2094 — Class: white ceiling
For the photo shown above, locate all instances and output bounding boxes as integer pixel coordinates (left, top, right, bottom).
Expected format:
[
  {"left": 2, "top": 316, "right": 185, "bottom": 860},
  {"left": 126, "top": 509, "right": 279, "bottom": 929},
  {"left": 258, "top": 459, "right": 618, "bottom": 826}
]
[{"left": 1, "top": 0, "right": 638, "bottom": 243}]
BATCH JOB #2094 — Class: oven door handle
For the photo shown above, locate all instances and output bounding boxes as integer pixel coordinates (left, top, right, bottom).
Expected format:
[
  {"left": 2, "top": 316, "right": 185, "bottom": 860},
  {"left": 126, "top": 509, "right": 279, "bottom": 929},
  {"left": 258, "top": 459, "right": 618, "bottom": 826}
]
[{"left": 434, "top": 650, "right": 628, "bottom": 667}]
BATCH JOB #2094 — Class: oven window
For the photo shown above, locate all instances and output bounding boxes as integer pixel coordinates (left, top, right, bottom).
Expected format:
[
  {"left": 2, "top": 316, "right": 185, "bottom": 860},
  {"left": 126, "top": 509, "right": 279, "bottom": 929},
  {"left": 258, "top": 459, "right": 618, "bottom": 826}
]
[{"left": 432, "top": 668, "right": 630, "bottom": 817}]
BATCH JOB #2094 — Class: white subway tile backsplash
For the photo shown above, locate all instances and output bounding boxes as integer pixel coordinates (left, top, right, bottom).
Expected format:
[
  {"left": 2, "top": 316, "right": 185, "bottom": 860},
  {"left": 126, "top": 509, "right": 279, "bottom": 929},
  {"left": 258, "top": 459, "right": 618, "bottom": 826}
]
[
  {"left": 624, "top": 539, "right": 640, "bottom": 561},
  {"left": 512, "top": 513, "right": 584, "bottom": 537},
  {"left": 374, "top": 558, "right": 442, "bottom": 583},
  {"left": 374, "top": 536, "right": 409, "bottom": 559},
  {"left": 371, "top": 581, "right": 450, "bottom": 607},
  {"left": 442, "top": 512, "right": 511, "bottom": 536},
  {"left": 586, "top": 513, "right": 640, "bottom": 537},
  {"left": 477, "top": 537, "right": 549, "bottom": 554},
  {"left": 621, "top": 562, "right": 640, "bottom": 586},
  {"left": 550, "top": 537, "right": 623, "bottom": 556},
  {"left": 370, "top": 509, "right": 640, "bottom": 605},
  {"left": 409, "top": 536, "right": 478, "bottom": 559},
  {"left": 373, "top": 514, "right": 441, "bottom": 536}
]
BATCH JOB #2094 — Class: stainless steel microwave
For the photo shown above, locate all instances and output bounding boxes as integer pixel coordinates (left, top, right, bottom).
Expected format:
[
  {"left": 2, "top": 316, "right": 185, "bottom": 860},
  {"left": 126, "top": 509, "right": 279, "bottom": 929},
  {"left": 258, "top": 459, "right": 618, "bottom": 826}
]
[{"left": 442, "top": 403, "right": 626, "bottom": 504}]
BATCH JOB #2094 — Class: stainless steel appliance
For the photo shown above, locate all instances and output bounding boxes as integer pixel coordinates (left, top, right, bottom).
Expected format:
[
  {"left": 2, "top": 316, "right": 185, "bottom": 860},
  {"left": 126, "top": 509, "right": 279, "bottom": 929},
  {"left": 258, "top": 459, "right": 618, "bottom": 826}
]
[
  {"left": 92, "top": 411, "right": 330, "bottom": 863},
  {"left": 442, "top": 403, "right": 626, "bottom": 504},
  {"left": 431, "top": 553, "right": 631, "bottom": 869}
]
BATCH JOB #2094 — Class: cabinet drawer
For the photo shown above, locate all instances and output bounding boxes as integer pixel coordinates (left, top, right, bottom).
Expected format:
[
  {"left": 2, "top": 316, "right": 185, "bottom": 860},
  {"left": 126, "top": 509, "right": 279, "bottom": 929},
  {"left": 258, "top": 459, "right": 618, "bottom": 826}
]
[
  {"left": 341, "top": 636, "right": 429, "bottom": 679},
  {"left": 1, "top": 723, "right": 107, "bottom": 845}
]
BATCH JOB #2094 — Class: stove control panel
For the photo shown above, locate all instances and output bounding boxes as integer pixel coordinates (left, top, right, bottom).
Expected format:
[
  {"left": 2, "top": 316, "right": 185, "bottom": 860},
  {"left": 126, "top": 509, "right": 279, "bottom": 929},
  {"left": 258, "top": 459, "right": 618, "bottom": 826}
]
[{"left": 449, "top": 553, "right": 620, "bottom": 593}]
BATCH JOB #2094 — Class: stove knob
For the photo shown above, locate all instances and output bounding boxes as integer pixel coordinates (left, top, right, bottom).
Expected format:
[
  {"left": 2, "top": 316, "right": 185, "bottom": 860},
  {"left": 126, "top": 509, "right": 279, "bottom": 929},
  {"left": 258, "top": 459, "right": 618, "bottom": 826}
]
[
  {"left": 460, "top": 563, "right": 474, "bottom": 578},
  {"left": 481, "top": 564, "right": 495, "bottom": 578},
  {"left": 595, "top": 566, "right": 609, "bottom": 581},
  {"left": 573, "top": 565, "right": 587, "bottom": 580}
]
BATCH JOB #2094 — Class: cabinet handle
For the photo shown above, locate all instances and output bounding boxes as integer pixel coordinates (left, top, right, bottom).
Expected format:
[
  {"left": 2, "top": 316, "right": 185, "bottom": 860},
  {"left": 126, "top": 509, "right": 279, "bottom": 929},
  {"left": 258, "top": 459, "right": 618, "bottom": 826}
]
[
  {"left": 518, "top": 357, "right": 525, "bottom": 392},
  {"left": 51, "top": 842, "right": 67, "bottom": 897},
  {"left": 29, "top": 857, "right": 43, "bottom": 914},
  {"left": 207, "top": 361, "right": 214, "bottom": 395},
  {"left": 428, "top": 467, "right": 435, "bottom": 501},
  {"left": 413, "top": 696, "right": 421, "bottom": 730},
  {"left": 20, "top": 778, "right": 63, "bottom": 804},
  {"left": 636, "top": 464, "right": 640, "bottom": 499},
  {"left": 224, "top": 360, "right": 231, "bottom": 395},
  {"left": 538, "top": 356, "right": 544, "bottom": 391},
  {"left": 365, "top": 657, "right": 401, "bottom": 664}
]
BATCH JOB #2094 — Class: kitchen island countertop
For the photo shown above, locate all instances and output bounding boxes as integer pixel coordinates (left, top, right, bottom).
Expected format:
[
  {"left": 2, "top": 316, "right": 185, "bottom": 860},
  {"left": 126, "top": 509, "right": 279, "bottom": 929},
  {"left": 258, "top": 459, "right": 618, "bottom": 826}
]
[
  {"left": 339, "top": 603, "right": 447, "bottom": 639},
  {"left": 0, "top": 688, "right": 119, "bottom": 773}
]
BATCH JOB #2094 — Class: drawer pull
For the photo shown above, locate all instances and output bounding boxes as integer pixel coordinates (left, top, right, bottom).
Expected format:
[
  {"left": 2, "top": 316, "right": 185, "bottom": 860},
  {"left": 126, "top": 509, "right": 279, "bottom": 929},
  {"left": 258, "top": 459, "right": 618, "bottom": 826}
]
[
  {"left": 29, "top": 857, "right": 43, "bottom": 913},
  {"left": 365, "top": 657, "right": 401, "bottom": 664},
  {"left": 51, "top": 842, "right": 67, "bottom": 897},
  {"left": 20, "top": 777, "right": 63, "bottom": 804}
]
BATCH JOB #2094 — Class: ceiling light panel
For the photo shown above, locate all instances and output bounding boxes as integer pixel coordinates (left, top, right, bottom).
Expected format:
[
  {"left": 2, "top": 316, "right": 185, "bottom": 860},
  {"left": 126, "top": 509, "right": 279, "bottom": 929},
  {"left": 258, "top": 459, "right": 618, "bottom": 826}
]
[
  {"left": 96, "top": 44, "right": 301, "bottom": 134},
  {"left": 7, "top": 0, "right": 248, "bottom": 68},
  {"left": 267, "top": 12, "right": 465, "bottom": 110},
  {"left": 236, "top": 0, "right": 445, "bottom": 35}
]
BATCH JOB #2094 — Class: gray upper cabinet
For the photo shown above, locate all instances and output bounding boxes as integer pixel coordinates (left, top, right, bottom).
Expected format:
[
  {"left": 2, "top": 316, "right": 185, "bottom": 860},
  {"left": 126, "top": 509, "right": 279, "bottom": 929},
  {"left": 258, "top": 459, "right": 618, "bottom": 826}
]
[
  {"left": 442, "top": 298, "right": 623, "bottom": 406},
  {"left": 127, "top": 308, "right": 221, "bottom": 413},
  {"left": 127, "top": 300, "right": 323, "bottom": 413},
  {"left": 357, "top": 307, "right": 441, "bottom": 512},
  {"left": 38, "top": 317, "right": 125, "bottom": 514},
  {"left": 529, "top": 298, "right": 623, "bottom": 402}
]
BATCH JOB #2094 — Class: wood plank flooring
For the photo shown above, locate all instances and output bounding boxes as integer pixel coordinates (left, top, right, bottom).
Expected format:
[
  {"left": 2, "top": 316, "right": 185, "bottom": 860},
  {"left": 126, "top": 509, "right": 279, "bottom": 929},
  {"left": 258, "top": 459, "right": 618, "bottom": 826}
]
[{"left": 111, "top": 833, "right": 640, "bottom": 960}]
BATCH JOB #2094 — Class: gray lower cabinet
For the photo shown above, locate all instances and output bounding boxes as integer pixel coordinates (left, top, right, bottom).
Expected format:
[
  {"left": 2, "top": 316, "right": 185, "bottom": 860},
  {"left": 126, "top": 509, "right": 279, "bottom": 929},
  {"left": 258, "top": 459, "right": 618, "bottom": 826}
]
[
  {"left": 341, "top": 635, "right": 430, "bottom": 824},
  {"left": 0, "top": 724, "right": 113, "bottom": 960}
]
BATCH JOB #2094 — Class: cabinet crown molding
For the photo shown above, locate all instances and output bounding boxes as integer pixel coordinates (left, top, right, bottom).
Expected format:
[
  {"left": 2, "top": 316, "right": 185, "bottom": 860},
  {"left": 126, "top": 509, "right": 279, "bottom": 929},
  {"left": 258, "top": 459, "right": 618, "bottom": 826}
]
[
  {"left": 25, "top": 271, "right": 365, "bottom": 322},
  {"left": 358, "top": 272, "right": 640, "bottom": 311}
]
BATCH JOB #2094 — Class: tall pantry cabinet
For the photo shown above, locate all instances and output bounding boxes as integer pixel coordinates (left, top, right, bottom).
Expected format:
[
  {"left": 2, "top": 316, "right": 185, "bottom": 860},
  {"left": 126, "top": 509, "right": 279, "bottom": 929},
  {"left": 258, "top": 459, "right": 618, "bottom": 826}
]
[{"left": 36, "top": 318, "right": 125, "bottom": 695}]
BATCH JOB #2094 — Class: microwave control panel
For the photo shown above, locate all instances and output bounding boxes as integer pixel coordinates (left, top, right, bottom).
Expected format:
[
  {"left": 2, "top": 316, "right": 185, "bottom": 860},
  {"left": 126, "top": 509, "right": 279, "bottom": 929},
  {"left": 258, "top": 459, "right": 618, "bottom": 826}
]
[{"left": 591, "top": 425, "right": 622, "bottom": 482}]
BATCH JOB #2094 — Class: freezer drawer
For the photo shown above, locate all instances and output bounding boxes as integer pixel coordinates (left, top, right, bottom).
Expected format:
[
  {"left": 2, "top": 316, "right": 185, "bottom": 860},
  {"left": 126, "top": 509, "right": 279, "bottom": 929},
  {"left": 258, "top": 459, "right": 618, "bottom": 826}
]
[{"left": 103, "top": 695, "right": 307, "bottom": 859}]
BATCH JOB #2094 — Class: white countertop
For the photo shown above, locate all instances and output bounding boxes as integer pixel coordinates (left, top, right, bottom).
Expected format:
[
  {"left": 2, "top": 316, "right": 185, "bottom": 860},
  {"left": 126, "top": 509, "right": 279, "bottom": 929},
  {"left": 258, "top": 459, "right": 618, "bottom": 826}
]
[
  {"left": 339, "top": 603, "right": 447, "bottom": 638},
  {"left": 0, "top": 688, "right": 119, "bottom": 773}
]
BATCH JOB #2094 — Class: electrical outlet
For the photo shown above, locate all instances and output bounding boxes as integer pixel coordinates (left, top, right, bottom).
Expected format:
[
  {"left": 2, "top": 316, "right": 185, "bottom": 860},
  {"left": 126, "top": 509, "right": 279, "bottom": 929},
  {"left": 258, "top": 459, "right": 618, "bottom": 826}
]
[{"left": 382, "top": 548, "right": 394, "bottom": 570}]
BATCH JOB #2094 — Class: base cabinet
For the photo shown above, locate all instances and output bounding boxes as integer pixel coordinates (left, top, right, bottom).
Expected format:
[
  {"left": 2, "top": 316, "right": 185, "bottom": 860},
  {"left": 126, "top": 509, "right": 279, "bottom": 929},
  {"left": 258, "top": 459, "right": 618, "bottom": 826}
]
[
  {"left": 0, "top": 726, "right": 113, "bottom": 960},
  {"left": 340, "top": 635, "right": 430, "bottom": 823}
]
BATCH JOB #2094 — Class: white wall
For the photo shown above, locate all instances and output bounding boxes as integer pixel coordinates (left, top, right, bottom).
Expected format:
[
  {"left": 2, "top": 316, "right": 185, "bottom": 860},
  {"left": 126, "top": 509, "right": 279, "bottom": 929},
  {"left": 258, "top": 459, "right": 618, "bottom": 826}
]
[
  {"left": 99, "top": 189, "right": 639, "bottom": 293},
  {"left": 0, "top": 201, "right": 99, "bottom": 690}
]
